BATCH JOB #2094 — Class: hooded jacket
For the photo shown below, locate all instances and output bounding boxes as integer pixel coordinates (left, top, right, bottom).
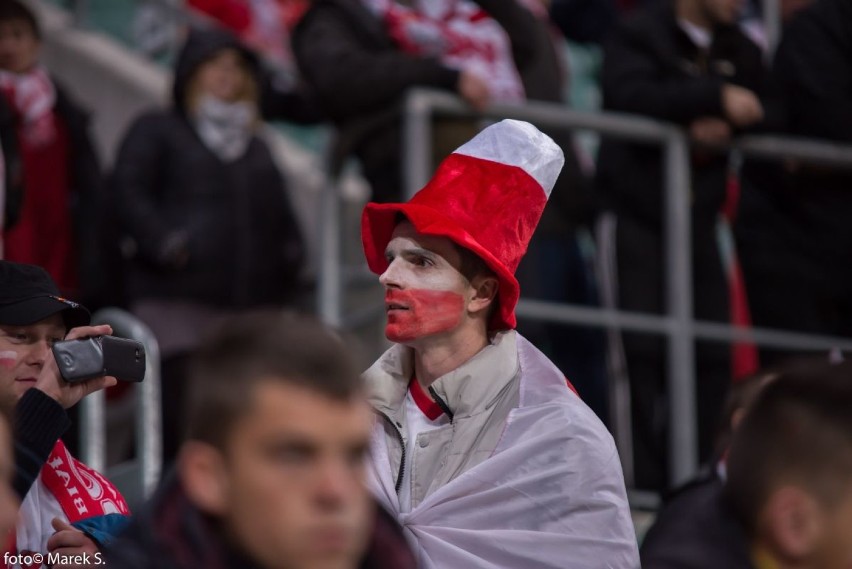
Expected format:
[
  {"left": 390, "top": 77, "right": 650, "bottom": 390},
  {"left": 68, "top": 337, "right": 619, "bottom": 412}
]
[{"left": 112, "top": 29, "right": 304, "bottom": 308}]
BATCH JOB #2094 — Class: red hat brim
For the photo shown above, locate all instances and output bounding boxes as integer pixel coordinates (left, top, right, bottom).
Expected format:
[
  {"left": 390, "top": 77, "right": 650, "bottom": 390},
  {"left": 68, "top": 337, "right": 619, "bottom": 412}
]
[{"left": 362, "top": 202, "right": 520, "bottom": 330}]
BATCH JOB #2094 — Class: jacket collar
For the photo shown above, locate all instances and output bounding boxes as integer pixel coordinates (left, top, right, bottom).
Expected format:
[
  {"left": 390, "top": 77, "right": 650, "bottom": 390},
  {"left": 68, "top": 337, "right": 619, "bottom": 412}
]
[{"left": 365, "top": 330, "right": 519, "bottom": 420}]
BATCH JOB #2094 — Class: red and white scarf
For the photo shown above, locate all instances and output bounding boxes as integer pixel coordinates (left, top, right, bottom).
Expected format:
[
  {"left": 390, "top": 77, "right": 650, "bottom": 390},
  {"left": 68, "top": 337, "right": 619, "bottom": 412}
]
[
  {"left": 361, "top": 0, "right": 525, "bottom": 104},
  {"left": 6, "top": 441, "right": 129, "bottom": 568},
  {"left": 0, "top": 66, "right": 57, "bottom": 148}
]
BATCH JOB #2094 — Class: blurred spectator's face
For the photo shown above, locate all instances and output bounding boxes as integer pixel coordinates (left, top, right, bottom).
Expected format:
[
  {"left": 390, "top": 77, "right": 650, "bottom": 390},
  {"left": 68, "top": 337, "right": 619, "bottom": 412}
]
[
  {"left": 185, "top": 381, "right": 374, "bottom": 569},
  {"left": 0, "top": 314, "right": 65, "bottom": 406},
  {"left": 0, "top": 417, "right": 18, "bottom": 537},
  {"left": 760, "top": 484, "right": 852, "bottom": 569},
  {"left": 810, "top": 490, "right": 852, "bottom": 569},
  {"left": 194, "top": 48, "right": 250, "bottom": 103},
  {"left": 0, "top": 19, "right": 39, "bottom": 74},
  {"left": 702, "top": 0, "right": 744, "bottom": 25}
]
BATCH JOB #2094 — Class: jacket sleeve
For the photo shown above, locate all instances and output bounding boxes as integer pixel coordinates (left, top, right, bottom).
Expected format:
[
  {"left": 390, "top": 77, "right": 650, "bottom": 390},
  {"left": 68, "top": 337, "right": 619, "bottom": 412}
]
[
  {"left": 602, "top": 20, "right": 724, "bottom": 123},
  {"left": 291, "top": 3, "right": 459, "bottom": 119},
  {"left": 13, "top": 389, "right": 70, "bottom": 499},
  {"left": 111, "top": 113, "right": 176, "bottom": 266}
]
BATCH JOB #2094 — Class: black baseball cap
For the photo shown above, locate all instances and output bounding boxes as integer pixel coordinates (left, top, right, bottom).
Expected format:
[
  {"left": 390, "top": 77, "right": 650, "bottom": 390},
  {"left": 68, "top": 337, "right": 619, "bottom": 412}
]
[{"left": 0, "top": 261, "right": 90, "bottom": 329}]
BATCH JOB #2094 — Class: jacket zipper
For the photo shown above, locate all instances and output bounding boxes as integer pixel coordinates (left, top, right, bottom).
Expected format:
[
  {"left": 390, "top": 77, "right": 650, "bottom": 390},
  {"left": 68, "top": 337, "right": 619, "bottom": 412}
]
[
  {"left": 428, "top": 387, "right": 454, "bottom": 423},
  {"left": 378, "top": 411, "right": 406, "bottom": 494}
]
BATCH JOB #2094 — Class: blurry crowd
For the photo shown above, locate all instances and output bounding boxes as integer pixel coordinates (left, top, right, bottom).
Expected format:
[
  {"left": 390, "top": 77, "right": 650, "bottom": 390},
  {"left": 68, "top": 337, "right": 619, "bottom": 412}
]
[{"left": 0, "top": 0, "right": 851, "bottom": 566}]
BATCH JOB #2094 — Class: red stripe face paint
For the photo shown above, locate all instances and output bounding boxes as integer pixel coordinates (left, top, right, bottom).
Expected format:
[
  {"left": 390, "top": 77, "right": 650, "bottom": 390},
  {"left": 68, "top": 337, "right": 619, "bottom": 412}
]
[{"left": 385, "top": 289, "right": 465, "bottom": 343}]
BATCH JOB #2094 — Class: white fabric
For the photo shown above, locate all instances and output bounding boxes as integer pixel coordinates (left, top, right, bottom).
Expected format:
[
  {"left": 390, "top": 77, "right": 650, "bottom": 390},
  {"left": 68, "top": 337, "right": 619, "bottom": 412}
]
[
  {"left": 399, "top": 391, "right": 449, "bottom": 513},
  {"left": 368, "top": 335, "right": 640, "bottom": 569},
  {"left": 0, "top": 66, "right": 57, "bottom": 147},
  {"left": 454, "top": 119, "right": 565, "bottom": 197},
  {"left": 13, "top": 478, "right": 70, "bottom": 568},
  {"left": 193, "top": 95, "right": 255, "bottom": 162}
]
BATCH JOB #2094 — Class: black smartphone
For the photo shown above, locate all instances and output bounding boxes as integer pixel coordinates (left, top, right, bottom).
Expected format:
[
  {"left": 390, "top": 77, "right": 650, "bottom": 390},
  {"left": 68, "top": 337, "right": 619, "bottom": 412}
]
[{"left": 52, "top": 336, "right": 146, "bottom": 383}]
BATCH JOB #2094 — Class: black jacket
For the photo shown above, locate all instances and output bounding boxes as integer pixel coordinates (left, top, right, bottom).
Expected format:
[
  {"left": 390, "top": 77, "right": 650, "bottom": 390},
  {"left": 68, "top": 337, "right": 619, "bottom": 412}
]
[
  {"left": 596, "top": 0, "right": 764, "bottom": 232},
  {"left": 112, "top": 30, "right": 304, "bottom": 307},
  {"left": 104, "top": 474, "right": 418, "bottom": 569},
  {"left": 640, "top": 468, "right": 754, "bottom": 569}
]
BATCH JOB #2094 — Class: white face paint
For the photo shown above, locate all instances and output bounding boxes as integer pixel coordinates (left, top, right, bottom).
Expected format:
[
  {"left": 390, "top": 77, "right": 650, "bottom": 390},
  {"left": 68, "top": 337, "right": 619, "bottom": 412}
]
[{"left": 0, "top": 351, "right": 17, "bottom": 369}]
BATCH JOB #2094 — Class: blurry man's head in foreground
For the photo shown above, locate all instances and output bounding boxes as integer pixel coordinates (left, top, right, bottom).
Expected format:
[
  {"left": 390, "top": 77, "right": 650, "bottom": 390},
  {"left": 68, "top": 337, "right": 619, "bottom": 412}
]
[
  {"left": 725, "top": 361, "right": 852, "bottom": 569},
  {"left": 0, "top": 402, "right": 18, "bottom": 537},
  {"left": 180, "top": 312, "right": 374, "bottom": 569}
]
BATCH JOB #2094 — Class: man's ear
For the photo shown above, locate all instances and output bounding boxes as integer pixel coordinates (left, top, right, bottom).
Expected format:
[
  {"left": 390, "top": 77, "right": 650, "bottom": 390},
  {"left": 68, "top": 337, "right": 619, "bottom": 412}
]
[
  {"left": 468, "top": 275, "right": 499, "bottom": 315},
  {"left": 760, "top": 485, "right": 823, "bottom": 563},
  {"left": 178, "top": 441, "right": 230, "bottom": 516}
]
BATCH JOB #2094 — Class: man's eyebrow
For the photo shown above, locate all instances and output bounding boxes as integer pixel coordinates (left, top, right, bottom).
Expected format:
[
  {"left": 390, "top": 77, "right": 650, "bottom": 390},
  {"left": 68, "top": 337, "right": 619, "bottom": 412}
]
[{"left": 388, "top": 246, "right": 437, "bottom": 260}]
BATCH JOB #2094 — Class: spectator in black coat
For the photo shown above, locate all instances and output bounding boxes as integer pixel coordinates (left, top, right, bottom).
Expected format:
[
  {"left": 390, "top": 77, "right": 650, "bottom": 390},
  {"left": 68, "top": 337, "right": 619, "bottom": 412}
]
[
  {"left": 736, "top": 0, "right": 852, "bottom": 365},
  {"left": 595, "top": 0, "right": 766, "bottom": 491},
  {"left": 112, "top": 28, "right": 305, "bottom": 462}
]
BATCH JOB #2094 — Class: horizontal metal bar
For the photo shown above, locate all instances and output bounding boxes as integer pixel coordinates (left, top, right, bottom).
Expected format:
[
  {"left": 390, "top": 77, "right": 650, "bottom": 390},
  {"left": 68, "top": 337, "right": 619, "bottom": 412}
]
[
  {"left": 516, "top": 299, "right": 852, "bottom": 352},
  {"left": 735, "top": 135, "right": 852, "bottom": 170},
  {"left": 407, "top": 89, "right": 852, "bottom": 169},
  {"left": 407, "top": 89, "right": 676, "bottom": 144}
]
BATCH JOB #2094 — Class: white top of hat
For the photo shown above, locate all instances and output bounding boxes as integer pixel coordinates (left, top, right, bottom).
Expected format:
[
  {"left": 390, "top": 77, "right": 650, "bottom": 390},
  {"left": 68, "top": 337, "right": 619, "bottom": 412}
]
[{"left": 453, "top": 119, "right": 565, "bottom": 197}]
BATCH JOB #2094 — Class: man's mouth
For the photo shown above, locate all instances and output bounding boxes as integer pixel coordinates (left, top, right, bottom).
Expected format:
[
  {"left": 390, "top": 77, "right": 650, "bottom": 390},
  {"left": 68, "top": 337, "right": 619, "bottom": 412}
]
[{"left": 15, "top": 378, "right": 37, "bottom": 384}]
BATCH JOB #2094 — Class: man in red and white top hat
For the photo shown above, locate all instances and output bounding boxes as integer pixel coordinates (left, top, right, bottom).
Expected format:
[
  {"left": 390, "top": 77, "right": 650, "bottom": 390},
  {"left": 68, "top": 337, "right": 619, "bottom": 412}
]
[{"left": 361, "top": 119, "right": 639, "bottom": 568}]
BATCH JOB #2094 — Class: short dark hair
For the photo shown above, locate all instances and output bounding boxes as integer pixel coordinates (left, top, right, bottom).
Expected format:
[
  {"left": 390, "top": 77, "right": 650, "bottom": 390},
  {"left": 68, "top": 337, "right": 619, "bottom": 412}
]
[
  {"left": 184, "top": 311, "right": 363, "bottom": 450},
  {"left": 0, "top": 1, "right": 40, "bottom": 39},
  {"left": 724, "top": 361, "right": 852, "bottom": 534}
]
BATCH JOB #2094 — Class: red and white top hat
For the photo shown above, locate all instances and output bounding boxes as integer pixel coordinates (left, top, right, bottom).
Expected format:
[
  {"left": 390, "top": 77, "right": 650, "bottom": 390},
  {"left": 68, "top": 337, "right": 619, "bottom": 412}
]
[{"left": 361, "top": 119, "right": 564, "bottom": 330}]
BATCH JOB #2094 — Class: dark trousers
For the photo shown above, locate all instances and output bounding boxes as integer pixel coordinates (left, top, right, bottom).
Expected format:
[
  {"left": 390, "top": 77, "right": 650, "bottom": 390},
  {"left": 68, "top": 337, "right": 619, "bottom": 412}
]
[{"left": 615, "top": 215, "right": 732, "bottom": 491}]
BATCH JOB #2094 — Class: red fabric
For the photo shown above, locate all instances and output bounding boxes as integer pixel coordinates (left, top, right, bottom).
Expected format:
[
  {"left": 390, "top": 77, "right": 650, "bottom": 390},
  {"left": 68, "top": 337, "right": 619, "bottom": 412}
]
[
  {"left": 722, "top": 172, "right": 759, "bottom": 381},
  {"left": 2, "top": 113, "right": 77, "bottom": 295},
  {"left": 187, "top": 0, "right": 252, "bottom": 33},
  {"left": 362, "top": 154, "right": 547, "bottom": 331},
  {"left": 409, "top": 379, "right": 444, "bottom": 420},
  {"left": 41, "top": 441, "right": 130, "bottom": 522}
]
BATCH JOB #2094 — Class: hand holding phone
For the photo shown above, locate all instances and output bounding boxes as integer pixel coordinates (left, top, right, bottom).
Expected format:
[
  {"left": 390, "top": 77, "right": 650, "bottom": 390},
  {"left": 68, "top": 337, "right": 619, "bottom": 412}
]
[{"left": 52, "top": 336, "right": 146, "bottom": 383}]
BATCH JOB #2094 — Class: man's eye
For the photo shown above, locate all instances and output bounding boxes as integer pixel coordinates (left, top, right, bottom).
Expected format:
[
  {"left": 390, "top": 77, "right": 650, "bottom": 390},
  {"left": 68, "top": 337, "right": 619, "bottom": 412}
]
[{"left": 413, "top": 256, "right": 431, "bottom": 267}]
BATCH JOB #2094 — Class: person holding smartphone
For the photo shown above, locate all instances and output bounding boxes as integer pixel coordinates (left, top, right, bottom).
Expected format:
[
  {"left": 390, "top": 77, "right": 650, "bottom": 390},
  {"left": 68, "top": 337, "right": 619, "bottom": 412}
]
[{"left": 0, "top": 260, "right": 129, "bottom": 569}]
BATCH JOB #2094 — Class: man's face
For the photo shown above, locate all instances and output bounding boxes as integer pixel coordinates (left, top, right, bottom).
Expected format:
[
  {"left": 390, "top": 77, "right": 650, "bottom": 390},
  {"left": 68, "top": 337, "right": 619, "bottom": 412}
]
[
  {"left": 0, "top": 314, "right": 65, "bottom": 406},
  {"left": 811, "top": 490, "right": 852, "bottom": 569},
  {"left": 0, "top": 19, "right": 39, "bottom": 74},
  {"left": 217, "top": 381, "right": 374, "bottom": 569},
  {"left": 701, "top": 0, "right": 745, "bottom": 25},
  {"left": 194, "top": 48, "right": 250, "bottom": 103},
  {"left": 380, "top": 221, "right": 475, "bottom": 344}
]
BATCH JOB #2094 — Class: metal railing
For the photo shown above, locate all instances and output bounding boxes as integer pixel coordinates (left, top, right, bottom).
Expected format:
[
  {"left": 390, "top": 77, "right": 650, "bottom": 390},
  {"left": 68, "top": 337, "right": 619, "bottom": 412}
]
[
  {"left": 81, "top": 308, "right": 162, "bottom": 500},
  {"left": 402, "top": 88, "right": 852, "bottom": 486}
]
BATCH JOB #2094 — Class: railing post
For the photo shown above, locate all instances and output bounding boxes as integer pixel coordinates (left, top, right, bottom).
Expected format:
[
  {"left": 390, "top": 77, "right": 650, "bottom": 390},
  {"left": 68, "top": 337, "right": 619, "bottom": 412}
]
[
  {"left": 318, "top": 174, "right": 343, "bottom": 327},
  {"left": 762, "top": 0, "right": 782, "bottom": 57},
  {"left": 664, "top": 130, "right": 698, "bottom": 486},
  {"left": 80, "top": 389, "right": 106, "bottom": 472},
  {"left": 404, "top": 91, "right": 434, "bottom": 199}
]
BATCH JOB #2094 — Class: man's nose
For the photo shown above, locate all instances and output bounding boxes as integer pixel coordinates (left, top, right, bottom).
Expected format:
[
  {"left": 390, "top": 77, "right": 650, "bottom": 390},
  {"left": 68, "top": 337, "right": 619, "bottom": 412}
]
[
  {"left": 24, "top": 340, "right": 51, "bottom": 368},
  {"left": 379, "top": 259, "right": 403, "bottom": 289},
  {"left": 315, "top": 460, "right": 356, "bottom": 509}
]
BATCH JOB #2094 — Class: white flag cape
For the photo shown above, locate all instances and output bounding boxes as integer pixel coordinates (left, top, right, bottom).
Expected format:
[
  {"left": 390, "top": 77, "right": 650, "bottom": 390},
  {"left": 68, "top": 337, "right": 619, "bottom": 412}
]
[{"left": 368, "top": 336, "right": 640, "bottom": 569}]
